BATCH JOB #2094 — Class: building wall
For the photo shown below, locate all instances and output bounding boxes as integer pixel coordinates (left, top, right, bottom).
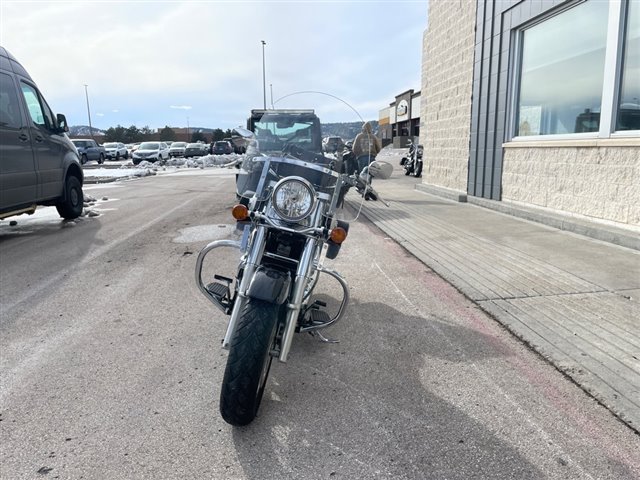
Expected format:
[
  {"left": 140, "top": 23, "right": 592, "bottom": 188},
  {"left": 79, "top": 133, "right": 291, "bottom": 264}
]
[
  {"left": 503, "top": 142, "right": 640, "bottom": 226},
  {"left": 421, "top": 0, "right": 639, "bottom": 228},
  {"left": 420, "top": 0, "right": 477, "bottom": 192}
]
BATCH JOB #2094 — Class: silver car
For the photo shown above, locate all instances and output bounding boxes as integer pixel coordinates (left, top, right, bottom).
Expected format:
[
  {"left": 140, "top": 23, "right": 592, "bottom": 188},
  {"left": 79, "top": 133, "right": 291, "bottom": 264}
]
[
  {"left": 132, "top": 142, "right": 169, "bottom": 164},
  {"left": 169, "top": 141, "right": 187, "bottom": 157},
  {"left": 103, "top": 142, "right": 128, "bottom": 160}
]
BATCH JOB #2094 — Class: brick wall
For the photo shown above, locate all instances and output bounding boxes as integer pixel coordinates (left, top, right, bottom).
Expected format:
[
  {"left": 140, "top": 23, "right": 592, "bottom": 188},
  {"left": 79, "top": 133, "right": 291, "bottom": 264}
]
[
  {"left": 420, "top": 0, "right": 476, "bottom": 192},
  {"left": 503, "top": 145, "right": 640, "bottom": 226}
]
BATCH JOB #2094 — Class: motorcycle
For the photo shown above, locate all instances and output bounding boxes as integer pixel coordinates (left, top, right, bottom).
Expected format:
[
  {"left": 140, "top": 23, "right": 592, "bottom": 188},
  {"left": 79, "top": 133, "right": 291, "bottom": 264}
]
[
  {"left": 400, "top": 140, "right": 423, "bottom": 177},
  {"left": 195, "top": 113, "right": 390, "bottom": 426}
]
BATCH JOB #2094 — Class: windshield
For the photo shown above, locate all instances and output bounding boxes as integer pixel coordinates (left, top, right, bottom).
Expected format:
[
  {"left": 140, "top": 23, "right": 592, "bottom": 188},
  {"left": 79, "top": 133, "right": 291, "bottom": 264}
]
[
  {"left": 104, "top": 143, "right": 117, "bottom": 148},
  {"left": 171, "top": 142, "right": 186, "bottom": 147},
  {"left": 186, "top": 143, "right": 201, "bottom": 148},
  {"left": 72, "top": 140, "right": 87, "bottom": 147},
  {"left": 139, "top": 142, "right": 159, "bottom": 150},
  {"left": 249, "top": 111, "right": 323, "bottom": 156},
  {"left": 237, "top": 156, "right": 338, "bottom": 201},
  {"left": 215, "top": 141, "right": 228, "bottom": 147}
]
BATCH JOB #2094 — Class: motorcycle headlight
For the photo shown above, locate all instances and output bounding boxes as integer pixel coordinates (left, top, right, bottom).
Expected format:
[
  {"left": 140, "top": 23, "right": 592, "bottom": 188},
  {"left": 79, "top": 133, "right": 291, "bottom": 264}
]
[{"left": 272, "top": 177, "right": 315, "bottom": 222}]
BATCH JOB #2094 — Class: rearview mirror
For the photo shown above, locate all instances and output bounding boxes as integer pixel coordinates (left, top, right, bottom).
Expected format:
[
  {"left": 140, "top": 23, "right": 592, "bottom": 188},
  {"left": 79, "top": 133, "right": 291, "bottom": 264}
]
[
  {"left": 367, "top": 161, "right": 393, "bottom": 180},
  {"left": 234, "top": 126, "right": 255, "bottom": 139}
]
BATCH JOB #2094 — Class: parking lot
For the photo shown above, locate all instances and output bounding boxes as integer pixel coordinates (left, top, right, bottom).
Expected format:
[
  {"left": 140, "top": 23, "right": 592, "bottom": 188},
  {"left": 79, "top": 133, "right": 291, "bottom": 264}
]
[{"left": 1, "top": 169, "right": 639, "bottom": 479}]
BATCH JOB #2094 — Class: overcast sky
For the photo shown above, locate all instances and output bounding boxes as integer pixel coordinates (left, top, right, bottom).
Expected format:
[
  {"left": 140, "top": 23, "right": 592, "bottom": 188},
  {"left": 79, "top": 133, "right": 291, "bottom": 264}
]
[{"left": 0, "top": 0, "right": 428, "bottom": 131}]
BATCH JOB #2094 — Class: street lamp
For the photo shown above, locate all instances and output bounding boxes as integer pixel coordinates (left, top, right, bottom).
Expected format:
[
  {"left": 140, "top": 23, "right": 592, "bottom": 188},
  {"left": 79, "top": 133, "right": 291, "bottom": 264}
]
[
  {"left": 261, "top": 40, "right": 266, "bottom": 110},
  {"left": 84, "top": 84, "right": 93, "bottom": 139},
  {"left": 270, "top": 83, "right": 274, "bottom": 109}
]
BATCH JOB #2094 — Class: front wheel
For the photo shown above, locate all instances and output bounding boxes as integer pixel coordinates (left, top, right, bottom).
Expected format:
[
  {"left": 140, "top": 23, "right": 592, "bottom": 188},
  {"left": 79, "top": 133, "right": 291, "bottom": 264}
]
[
  {"left": 98, "top": 153, "right": 104, "bottom": 164},
  {"left": 220, "top": 299, "right": 279, "bottom": 426},
  {"left": 414, "top": 162, "right": 422, "bottom": 178}
]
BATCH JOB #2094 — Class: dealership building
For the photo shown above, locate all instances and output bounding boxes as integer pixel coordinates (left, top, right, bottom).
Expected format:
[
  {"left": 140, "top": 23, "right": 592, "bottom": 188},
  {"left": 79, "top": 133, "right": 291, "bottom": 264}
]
[
  {"left": 379, "top": 89, "right": 421, "bottom": 148},
  {"left": 419, "top": 0, "right": 639, "bottom": 240}
]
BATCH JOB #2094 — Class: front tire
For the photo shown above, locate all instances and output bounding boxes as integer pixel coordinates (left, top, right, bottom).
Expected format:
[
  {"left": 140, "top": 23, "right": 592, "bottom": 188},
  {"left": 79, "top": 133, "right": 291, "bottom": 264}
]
[
  {"left": 56, "top": 175, "right": 83, "bottom": 219},
  {"left": 98, "top": 153, "right": 104, "bottom": 164},
  {"left": 414, "top": 163, "right": 422, "bottom": 178},
  {"left": 220, "top": 299, "right": 279, "bottom": 426},
  {"left": 81, "top": 153, "right": 88, "bottom": 165}
]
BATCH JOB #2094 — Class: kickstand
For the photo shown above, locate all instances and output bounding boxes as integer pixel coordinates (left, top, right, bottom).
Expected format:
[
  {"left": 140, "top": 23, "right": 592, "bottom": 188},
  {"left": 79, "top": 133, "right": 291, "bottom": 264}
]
[{"left": 308, "top": 330, "right": 340, "bottom": 344}]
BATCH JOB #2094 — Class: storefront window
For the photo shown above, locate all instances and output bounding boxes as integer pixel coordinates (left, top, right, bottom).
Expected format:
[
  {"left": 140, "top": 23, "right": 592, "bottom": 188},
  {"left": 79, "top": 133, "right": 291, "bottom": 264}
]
[
  {"left": 616, "top": 0, "right": 640, "bottom": 131},
  {"left": 516, "top": 0, "right": 608, "bottom": 136}
]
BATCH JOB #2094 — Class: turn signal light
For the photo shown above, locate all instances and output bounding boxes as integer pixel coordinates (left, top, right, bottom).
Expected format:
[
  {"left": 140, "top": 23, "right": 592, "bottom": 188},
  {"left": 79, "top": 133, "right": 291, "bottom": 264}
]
[
  {"left": 329, "top": 227, "right": 348, "bottom": 244},
  {"left": 232, "top": 204, "right": 249, "bottom": 220}
]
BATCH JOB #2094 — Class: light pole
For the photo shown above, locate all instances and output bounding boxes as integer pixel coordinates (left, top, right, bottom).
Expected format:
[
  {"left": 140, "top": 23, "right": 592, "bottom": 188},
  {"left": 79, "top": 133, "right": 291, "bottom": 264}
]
[
  {"left": 270, "top": 83, "right": 274, "bottom": 109},
  {"left": 84, "top": 84, "right": 93, "bottom": 139},
  {"left": 187, "top": 116, "right": 190, "bottom": 142},
  {"left": 261, "top": 40, "right": 266, "bottom": 110}
]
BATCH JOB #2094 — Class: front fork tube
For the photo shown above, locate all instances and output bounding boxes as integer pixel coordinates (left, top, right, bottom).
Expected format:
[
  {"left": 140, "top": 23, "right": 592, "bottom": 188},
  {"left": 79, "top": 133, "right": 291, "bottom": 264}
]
[
  {"left": 222, "top": 226, "right": 267, "bottom": 349},
  {"left": 279, "top": 237, "right": 319, "bottom": 363}
]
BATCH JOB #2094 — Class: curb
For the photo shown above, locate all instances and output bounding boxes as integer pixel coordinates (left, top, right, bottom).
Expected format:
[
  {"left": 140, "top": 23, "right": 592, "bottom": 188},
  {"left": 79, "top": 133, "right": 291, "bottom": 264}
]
[{"left": 416, "top": 183, "right": 639, "bottom": 251}]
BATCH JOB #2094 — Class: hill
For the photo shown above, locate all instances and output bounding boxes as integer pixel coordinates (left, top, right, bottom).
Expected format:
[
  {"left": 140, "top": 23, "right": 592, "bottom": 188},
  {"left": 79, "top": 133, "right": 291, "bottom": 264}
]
[{"left": 69, "top": 125, "right": 105, "bottom": 136}]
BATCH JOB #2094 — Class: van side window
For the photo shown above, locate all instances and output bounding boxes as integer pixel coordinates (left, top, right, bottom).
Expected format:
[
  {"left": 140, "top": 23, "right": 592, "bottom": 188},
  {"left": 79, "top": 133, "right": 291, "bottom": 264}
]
[
  {"left": 0, "top": 72, "right": 21, "bottom": 129},
  {"left": 20, "top": 82, "right": 53, "bottom": 129}
]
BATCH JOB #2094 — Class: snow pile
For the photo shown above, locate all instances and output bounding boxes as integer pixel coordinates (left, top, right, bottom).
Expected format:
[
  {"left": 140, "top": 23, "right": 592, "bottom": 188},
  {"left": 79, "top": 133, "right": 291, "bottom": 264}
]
[
  {"left": 84, "top": 154, "right": 245, "bottom": 180},
  {"left": 83, "top": 167, "right": 156, "bottom": 178}
]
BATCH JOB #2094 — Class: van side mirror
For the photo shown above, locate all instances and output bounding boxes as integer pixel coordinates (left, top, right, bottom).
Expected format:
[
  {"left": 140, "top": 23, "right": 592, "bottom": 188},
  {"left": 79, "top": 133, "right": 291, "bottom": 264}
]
[{"left": 56, "top": 113, "right": 69, "bottom": 133}]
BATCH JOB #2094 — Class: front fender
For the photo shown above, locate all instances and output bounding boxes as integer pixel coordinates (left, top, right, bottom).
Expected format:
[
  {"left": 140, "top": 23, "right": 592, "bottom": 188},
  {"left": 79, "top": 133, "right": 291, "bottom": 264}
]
[{"left": 246, "top": 267, "right": 291, "bottom": 304}]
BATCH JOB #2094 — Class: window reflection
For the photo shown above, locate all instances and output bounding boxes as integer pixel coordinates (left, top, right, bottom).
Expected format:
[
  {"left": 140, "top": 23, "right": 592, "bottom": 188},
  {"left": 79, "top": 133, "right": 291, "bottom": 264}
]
[
  {"left": 617, "top": 0, "right": 640, "bottom": 131},
  {"left": 517, "top": 0, "right": 608, "bottom": 136}
]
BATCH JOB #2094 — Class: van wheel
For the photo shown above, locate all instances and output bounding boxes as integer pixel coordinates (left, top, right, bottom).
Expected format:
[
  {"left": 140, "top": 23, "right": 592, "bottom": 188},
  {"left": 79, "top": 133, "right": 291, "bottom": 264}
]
[
  {"left": 56, "top": 176, "right": 84, "bottom": 219},
  {"left": 98, "top": 153, "right": 105, "bottom": 164},
  {"left": 81, "top": 154, "right": 88, "bottom": 165},
  {"left": 116, "top": 152, "right": 120, "bottom": 161}
]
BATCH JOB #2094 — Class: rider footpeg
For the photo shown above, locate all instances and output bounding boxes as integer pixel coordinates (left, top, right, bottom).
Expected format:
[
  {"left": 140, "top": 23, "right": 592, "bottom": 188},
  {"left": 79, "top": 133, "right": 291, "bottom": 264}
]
[
  {"left": 206, "top": 282, "right": 229, "bottom": 298},
  {"left": 205, "top": 281, "right": 233, "bottom": 314},
  {"left": 308, "top": 308, "right": 331, "bottom": 326}
]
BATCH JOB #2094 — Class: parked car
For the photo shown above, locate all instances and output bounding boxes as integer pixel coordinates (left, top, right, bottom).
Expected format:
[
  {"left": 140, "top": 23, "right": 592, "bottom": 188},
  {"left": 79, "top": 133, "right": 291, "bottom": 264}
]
[
  {"left": 70, "top": 138, "right": 106, "bottom": 164},
  {"left": 322, "top": 136, "right": 344, "bottom": 153},
  {"left": 103, "top": 142, "right": 128, "bottom": 160},
  {"left": 132, "top": 142, "right": 169, "bottom": 164},
  {"left": 211, "top": 140, "right": 233, "bottom": 155},
  {"left": 169, "top": 141, "right": 187, "bottom": 157},
  {"left": 0, "top": 46, "right": 84, "bottom": 220},
  {"left": 185, "top": 142, "right": 208, "bottom": 157}
]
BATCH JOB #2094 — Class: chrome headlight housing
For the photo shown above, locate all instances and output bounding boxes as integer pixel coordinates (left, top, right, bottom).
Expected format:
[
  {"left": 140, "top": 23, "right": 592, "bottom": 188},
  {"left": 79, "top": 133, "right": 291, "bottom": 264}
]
[{"left": 272, "top": 177, "right": 316, "bottom": 222}]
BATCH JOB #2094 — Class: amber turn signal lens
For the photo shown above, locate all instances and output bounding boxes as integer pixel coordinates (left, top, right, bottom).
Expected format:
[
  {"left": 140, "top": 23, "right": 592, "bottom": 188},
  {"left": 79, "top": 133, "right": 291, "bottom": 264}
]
[
  {"left": 232, "top": 204, "right": 249, "bottom": 220},
  {"left": 329, "top": 227, "right": 347, "bottom": 244}
]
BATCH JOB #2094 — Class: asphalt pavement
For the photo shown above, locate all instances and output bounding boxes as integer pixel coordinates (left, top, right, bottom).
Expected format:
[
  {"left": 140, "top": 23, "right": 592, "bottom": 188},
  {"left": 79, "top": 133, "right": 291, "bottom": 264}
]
[
  {"left": 347, "top": 148, "right": 640, "bottom": 434},
  {"left": 1, "top": 168, "right": 639, "bottom": 479}
]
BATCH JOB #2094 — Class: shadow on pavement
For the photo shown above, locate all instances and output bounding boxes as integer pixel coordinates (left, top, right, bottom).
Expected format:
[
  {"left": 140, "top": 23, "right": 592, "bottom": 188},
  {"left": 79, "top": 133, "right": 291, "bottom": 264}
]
[{"left": 230, "top": 301, "right": 543, "bottom": 479}]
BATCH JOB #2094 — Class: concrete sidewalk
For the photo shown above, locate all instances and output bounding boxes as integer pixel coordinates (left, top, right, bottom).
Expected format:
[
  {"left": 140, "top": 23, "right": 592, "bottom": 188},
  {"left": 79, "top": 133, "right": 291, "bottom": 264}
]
[{"left": 345, "top": 158, "right": 640, "bottom": 433}]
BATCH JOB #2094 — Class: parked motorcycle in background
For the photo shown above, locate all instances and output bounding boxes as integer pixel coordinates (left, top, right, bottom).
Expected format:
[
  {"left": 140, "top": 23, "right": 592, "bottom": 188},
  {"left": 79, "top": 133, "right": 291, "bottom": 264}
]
[
  {"left": 195, "top": 105, "right": 391, "bottom": 426},
  {"left": 400, "top": 140, "right": 423, "bottom": 177}
]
